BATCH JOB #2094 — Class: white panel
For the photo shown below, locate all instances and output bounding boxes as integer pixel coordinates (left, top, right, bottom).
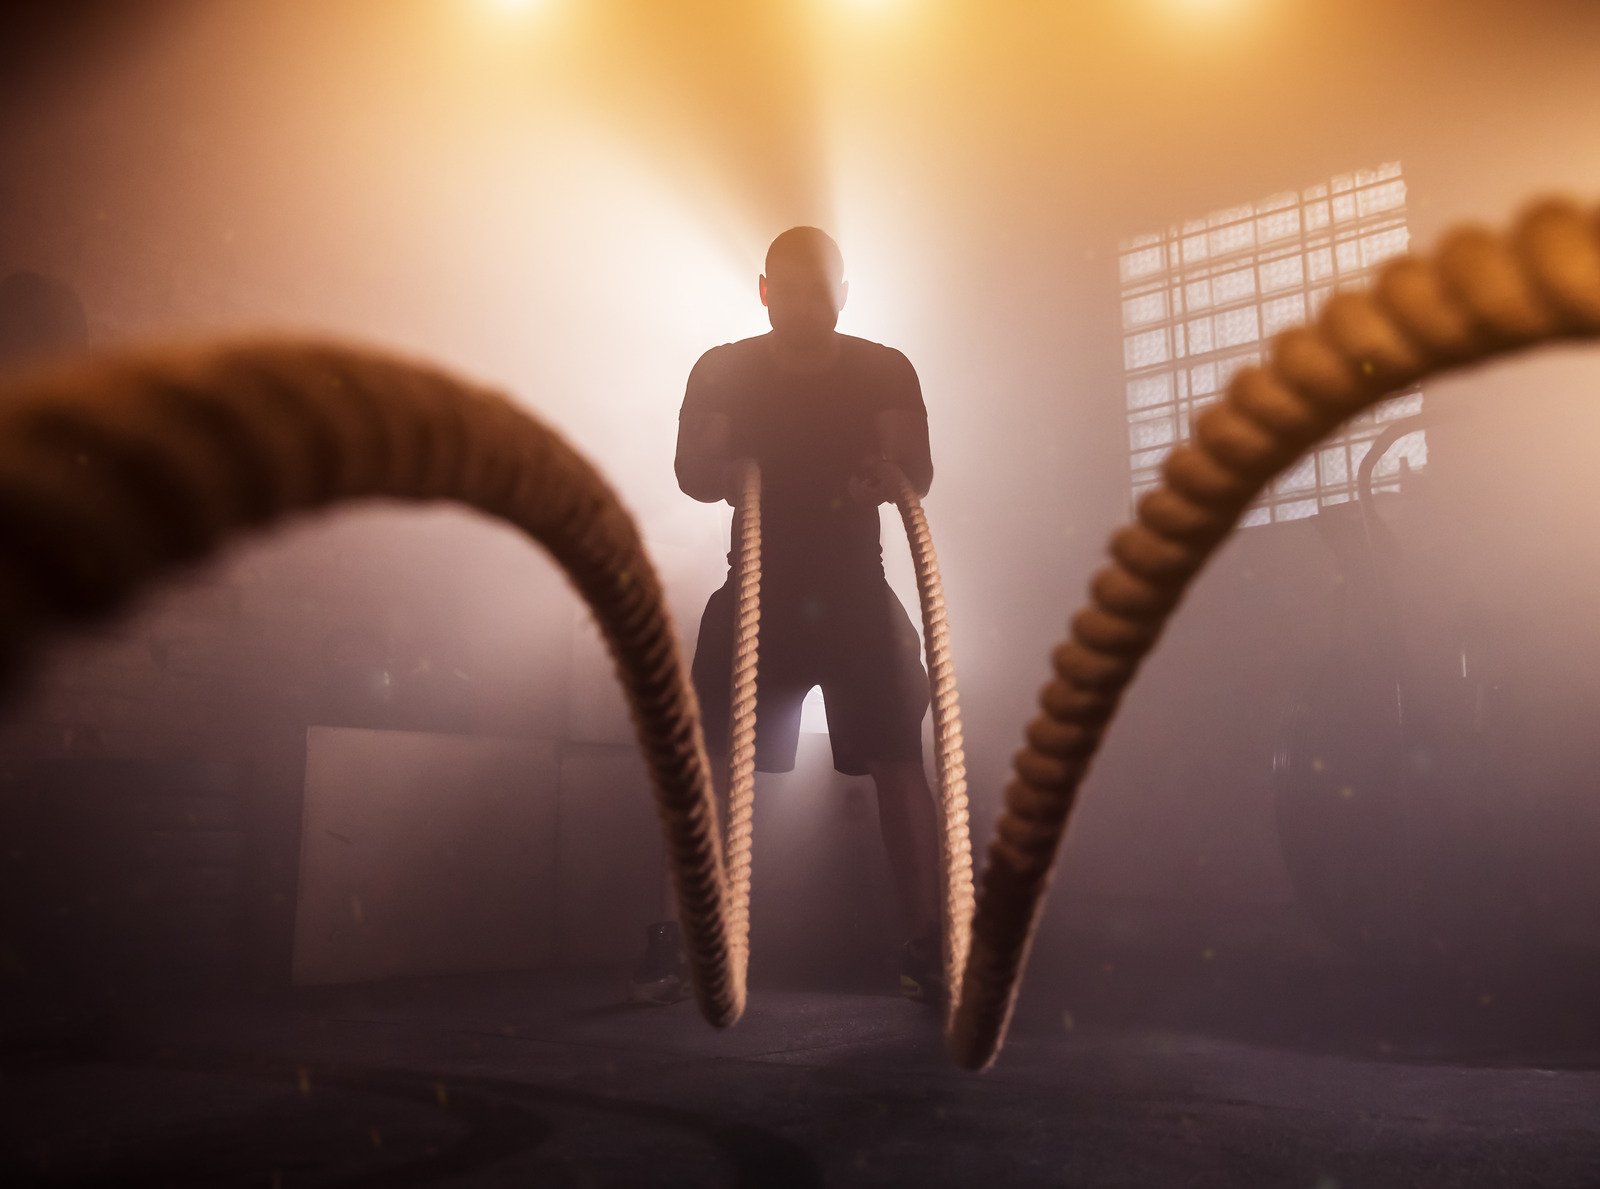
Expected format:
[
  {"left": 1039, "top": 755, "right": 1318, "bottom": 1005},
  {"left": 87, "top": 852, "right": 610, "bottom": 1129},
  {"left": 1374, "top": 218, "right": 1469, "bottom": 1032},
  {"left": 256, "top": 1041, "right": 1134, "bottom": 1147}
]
[
  {"left": 1256, "top": 207, "right": 1300, "bottom": 243},
  {"left": 1126, "top": 373, "right": 1173, "bottom": 411},
  {"left": 1261, "top": 293, "right": 1307, "bottom": 337},
  {"left": 1275, "top": 455, "right": 1317, "bottom": 494},
  {"left": 555, "top": 743, "right": 663, "bottom": 966},
  {"left": 1119, "top": 244, "right": 1165, "bottom": 282},
  {"left": 1123, "top": 328, "right": 1170, "bottom": 369},
  {"left": 1129, "top": 414, "right": 1176, "bottom": 450},
  {"left": 293, "top": 727, "right": 560, "bottom": 985},
  {"left": 1212, "top": 267, "right": 1256, "bottom": 304},
  {"left": 1258, "top": 256, "right": 1304, "bottom": 293},
  {"left": 1360, "top": 226, "right": 1410, "bottom": 267},
  {"left": 1121, "top": 290, "right": 1168, "bottom": 329},
  {"left": 1358, "top": 178, "right": 1407, "bottom": 216},
  {"left": 1214, "top": 307, "right": 1261, "bottom": 348},
  {"left": 1208, "top": 219, "right": 1255, "bottom": 257}
]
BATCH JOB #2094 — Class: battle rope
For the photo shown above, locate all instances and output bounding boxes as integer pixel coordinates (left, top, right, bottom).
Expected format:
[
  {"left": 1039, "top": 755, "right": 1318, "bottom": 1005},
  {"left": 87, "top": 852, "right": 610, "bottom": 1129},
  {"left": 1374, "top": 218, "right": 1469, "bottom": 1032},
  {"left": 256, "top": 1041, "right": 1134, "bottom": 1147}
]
[
  {"left": 721, "top": 458, "right": 762, "bottom": 1009},
  {"left": 0, "top": 197, "right": 1594, "bottom": 1069},
  {"left": 708, "top": 459, "right": 974, "bottom": 1026},
  {"left": 946, "top": 196, "right": 1600, "bottom": 1068},
  {"left": 0, "top": 342, "right": 738, "bottom": 1029},
  {"left": 882, "top": 465, "right": 976, "bottom": 1018}
]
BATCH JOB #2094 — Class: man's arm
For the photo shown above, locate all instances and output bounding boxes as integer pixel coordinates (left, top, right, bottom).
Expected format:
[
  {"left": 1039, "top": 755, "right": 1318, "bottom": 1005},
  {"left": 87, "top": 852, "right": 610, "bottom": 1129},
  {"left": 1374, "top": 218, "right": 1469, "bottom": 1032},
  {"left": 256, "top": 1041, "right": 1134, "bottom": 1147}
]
[
  {"left": 675, "top": 409, "right": 737, "bottom": 503},
  {"left": 873, "top": 408, "right": 933, "bottom": 499},
  {"left": 853, "top": 347, "right": 933, "bottom": 504},
  {"left": 675, "top": 347, "right": 742, "bottom": 504}
]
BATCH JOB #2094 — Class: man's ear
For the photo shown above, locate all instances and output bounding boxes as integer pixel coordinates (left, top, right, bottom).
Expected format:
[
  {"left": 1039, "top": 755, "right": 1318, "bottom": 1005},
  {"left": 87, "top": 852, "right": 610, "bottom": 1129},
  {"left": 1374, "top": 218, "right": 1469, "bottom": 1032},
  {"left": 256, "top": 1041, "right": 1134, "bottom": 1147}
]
[
  {"left": 835, "top": 279, "right": 849, "bottom": 313},
  {"left": 758, "top": 274, "right": 770, "bottom": 308}
]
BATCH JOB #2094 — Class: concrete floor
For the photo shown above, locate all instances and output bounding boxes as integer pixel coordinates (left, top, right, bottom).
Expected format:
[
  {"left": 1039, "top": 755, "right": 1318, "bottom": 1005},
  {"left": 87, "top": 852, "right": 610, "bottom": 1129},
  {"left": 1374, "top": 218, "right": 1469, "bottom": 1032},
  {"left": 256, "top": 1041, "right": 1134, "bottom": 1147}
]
[{"left": 3, "top": 956, "right": 1598, "bottom": 1188}]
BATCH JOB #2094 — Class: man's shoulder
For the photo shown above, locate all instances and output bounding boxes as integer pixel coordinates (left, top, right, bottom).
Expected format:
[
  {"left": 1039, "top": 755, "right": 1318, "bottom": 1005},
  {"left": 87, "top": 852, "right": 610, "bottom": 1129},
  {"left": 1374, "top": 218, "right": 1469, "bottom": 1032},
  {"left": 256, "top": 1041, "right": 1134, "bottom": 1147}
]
[
  {"left": 690, "top": 335, "right": 768, "bottom": 384},
  {"left": 691, "top": 334, "right": 917, "bottom": 388},
  {"left": 701, "top": 333, "right": 909, "bottom": 362},
  {"left": 839, "top": 334, "right": 915, "bottom": 373},
  {"left": 836, "top": 337, "right": 922, "bottom": 401}
]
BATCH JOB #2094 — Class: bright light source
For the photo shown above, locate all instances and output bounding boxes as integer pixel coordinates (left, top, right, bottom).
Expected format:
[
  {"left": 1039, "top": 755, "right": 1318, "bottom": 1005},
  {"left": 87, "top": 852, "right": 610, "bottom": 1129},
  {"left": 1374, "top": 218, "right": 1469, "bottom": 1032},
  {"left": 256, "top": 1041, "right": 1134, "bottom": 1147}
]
[
  {"left": 1166, "top": 0, "right": 1246, "bottom": 18},
  {"left": 799, "top": 686, "right": 830, "bottom": 735},
  {"left": 485, "top": 0, "right": 541, "bottom": 14}
]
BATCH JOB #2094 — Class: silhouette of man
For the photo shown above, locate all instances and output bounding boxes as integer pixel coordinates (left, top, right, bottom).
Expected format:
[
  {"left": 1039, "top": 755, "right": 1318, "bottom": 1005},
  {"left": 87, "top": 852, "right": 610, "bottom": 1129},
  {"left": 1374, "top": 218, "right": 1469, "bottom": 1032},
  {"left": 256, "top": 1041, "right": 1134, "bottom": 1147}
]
[{"left": 631, "top": 227, "right": 944, "bottom": 1006}]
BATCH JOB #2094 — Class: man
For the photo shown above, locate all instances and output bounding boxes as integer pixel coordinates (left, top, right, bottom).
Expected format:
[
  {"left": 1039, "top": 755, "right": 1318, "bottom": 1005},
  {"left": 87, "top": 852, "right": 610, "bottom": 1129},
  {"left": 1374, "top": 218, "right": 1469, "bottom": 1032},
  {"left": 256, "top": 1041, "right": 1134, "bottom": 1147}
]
[{"left": 630, "top": 227, "right": 944, "bottom": 1007}]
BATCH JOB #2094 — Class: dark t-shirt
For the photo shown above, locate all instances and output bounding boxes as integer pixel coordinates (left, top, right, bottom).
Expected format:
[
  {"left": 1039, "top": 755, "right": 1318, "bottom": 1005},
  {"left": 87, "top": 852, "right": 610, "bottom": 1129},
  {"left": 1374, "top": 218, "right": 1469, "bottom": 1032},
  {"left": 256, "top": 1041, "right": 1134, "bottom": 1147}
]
[{"left": 678, "top": 333, "right": 929, "bottom": 589}]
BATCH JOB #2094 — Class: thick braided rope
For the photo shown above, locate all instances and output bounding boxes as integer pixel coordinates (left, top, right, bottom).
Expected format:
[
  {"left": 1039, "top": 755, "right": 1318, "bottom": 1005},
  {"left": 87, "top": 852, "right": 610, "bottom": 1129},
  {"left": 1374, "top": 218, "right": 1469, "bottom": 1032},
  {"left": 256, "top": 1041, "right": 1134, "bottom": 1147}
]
[
  {"left": 946, "top": 197, "right": 1600, "bottom": 1070},
  {"left": 884, "top": 468, "right": 976, "bottom": 1022},
  {"left": 0, "top": 340, "right": 743, "bottom": 1029},
  {"left": 721, "top": 459, "right": 762, "bottom": 1001},
  {"left": 2, "top": 197, "right": 1594, "bottom": 1071}
]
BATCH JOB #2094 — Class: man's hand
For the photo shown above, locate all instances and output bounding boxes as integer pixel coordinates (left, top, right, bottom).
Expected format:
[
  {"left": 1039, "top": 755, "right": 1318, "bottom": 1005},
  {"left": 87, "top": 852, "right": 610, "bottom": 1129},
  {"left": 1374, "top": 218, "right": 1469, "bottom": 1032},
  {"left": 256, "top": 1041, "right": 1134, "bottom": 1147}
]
[{"left": 848, "top": 456, "right": 900, "bottom": 507}]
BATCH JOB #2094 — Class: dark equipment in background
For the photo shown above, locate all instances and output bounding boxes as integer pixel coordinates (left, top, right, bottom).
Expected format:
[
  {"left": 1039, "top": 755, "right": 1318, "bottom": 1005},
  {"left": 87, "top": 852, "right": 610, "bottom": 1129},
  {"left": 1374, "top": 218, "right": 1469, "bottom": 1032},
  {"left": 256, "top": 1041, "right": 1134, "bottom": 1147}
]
[
  {"left": 0, "top": 757, "right": 251, "bottom": 1003},
  {"left": 1273, "top": 412, "right": 1540, "bottom": 967}
]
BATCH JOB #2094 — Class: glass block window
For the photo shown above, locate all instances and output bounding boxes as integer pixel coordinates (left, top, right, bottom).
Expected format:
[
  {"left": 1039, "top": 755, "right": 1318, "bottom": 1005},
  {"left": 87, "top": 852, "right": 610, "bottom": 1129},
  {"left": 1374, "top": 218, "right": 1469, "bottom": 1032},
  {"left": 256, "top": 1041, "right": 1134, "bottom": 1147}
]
[{"left": 1118, "top": 162, "right": 1427, "bottom": 524}]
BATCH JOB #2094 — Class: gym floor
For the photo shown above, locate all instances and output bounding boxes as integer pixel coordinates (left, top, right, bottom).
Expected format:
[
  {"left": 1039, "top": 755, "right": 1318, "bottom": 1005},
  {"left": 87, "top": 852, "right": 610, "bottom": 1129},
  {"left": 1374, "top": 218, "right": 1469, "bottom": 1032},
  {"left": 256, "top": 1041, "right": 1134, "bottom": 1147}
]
[{"left": 5, "top": 926, "right": 1598, "bottom": 1188}]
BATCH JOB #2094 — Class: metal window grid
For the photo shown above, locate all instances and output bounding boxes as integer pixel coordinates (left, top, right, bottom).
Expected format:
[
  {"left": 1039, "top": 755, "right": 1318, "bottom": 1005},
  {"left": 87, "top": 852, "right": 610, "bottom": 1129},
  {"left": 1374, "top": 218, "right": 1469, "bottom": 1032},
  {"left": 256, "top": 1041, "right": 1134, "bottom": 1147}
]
[{"left": 1118, "top": 163, "right": 1427, "bottom": 525}]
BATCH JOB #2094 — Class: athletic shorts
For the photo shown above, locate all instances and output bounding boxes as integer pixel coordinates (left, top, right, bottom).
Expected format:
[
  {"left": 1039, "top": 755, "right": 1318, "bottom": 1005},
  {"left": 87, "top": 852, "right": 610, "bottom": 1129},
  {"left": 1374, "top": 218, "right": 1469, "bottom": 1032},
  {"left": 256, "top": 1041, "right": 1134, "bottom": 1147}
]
[{"left": 690, "top": 576, "right": 930, "bottom": 776}]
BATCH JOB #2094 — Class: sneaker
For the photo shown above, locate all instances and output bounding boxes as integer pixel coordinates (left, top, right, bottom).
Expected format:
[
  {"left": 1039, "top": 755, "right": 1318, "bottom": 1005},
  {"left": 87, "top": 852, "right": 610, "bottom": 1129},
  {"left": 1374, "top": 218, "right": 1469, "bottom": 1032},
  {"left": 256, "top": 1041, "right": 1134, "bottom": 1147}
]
[
  {"left": 629, "top": 921, "right": 691, "bottom": 1006},
  {"left": 899, "top": 933, "right": 947, "bottom": 1007}
]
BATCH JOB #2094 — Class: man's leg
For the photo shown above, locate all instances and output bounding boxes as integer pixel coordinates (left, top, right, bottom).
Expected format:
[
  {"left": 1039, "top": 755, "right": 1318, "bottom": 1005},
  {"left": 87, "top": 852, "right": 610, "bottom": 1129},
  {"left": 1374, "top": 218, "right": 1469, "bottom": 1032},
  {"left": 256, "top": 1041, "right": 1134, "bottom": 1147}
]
[
  {"left": 867, "top": 756, "right": 943, "bottom": 944},
  {"left": 818, "top": 580, "right": 945, "bottom": 1000}
]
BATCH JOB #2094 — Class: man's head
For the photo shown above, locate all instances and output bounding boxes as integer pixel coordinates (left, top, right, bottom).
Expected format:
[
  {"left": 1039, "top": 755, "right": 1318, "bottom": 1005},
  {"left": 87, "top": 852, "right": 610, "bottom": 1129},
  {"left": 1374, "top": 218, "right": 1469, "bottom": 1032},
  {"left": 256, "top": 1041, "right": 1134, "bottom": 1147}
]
[{"left": 759, "top": 227, "right": 847, "bottom": 348}]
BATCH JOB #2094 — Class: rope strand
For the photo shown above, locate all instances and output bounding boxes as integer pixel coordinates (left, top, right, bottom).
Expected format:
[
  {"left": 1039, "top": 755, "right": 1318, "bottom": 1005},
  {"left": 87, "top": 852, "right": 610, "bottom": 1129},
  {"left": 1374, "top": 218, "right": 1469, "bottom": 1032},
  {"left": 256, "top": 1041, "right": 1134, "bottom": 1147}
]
[
  {"left": 946, "top": 196, "right": 1600, "bottom": 1068},
  {"left": 0, "top": 340, "right": 744, "bottom": 1024},
  {"left": 885, "top": 467, "right": 975, "bottom": 1023},
  {"left": 0, "top": 195, "right": 1595, "bottom": 1069},
  {"left": 720, "top": 459, "right": 762, "bottom": 1007}
]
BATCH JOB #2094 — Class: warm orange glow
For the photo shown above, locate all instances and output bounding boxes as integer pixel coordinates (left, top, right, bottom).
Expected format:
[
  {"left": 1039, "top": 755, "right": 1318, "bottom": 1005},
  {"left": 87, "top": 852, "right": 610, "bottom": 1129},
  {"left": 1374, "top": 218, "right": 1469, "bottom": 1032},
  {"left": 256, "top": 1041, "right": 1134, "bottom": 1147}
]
[
  {"left": 1164, "top": 0, "right": 1251, "bottom": 26},
  {"left": 484, "top": 0, "right": 543, "bottom": 15}
]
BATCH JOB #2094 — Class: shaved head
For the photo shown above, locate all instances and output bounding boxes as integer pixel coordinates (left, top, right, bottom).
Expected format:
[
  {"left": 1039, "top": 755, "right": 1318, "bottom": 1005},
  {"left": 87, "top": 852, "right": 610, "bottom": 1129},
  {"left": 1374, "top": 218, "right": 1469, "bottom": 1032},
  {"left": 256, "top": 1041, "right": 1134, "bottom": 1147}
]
[{"left": 764, "top": 227, "right": 844, "bottom": 284}]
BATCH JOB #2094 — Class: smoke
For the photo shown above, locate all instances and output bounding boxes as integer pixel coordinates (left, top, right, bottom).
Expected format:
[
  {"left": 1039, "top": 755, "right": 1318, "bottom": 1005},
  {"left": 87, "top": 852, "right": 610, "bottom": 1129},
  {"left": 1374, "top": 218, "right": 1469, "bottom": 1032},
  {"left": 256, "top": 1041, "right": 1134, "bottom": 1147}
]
[{"left": 2, "top": 1, "right": 1600, "bottom": 1044}]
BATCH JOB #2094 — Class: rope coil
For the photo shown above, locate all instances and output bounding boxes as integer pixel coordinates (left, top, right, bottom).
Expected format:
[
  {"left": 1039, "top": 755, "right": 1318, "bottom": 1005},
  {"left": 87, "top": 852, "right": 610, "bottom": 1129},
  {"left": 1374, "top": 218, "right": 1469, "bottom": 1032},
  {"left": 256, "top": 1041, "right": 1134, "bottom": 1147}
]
[
  {"left": 945, "top": 196, "right": 1600, "bottom": 1068},
  {"left": 704, "top": 458, "right": 973, "bottom": 1026},
  {"left": 883, "top": 467, "right": 975, "bottom": 1020},
  {"left": 0, "top": 342, "right": 734, "bottom": 1028},
  {"left": 0, "top": 195, "right": 1594, "bottom": 1069},
  {"left": 718, "top": 458, "right": 761, "bottom": 1015}
]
